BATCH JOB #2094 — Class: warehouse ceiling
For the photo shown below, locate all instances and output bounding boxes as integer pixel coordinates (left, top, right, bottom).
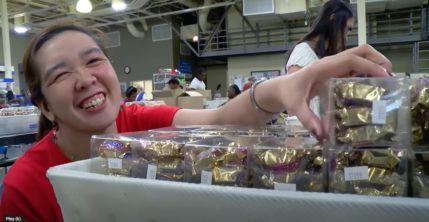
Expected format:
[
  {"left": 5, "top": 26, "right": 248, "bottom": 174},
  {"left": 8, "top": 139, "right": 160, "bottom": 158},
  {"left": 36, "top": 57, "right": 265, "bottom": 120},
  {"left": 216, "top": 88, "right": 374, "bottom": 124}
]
[
  {"left": 1, "top": 0, "right": 427, "bottom": 34},
  {"left": 2, "top": 0, "right": 232, "bottom": 33}
]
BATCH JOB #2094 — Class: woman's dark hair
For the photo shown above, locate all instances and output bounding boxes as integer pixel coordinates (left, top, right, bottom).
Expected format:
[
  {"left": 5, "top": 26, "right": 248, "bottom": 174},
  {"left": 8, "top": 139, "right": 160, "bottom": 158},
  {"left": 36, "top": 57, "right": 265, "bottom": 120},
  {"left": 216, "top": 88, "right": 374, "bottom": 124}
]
[
  {"left": 167, "top": 78, "right": 180, "bottom": 85},
  {"left": 23, "top": 22, "right": 107, "bottom": 140},
  {"left": 197, "top": 67, "right": 206, "bottom": 75},
  {"left": 285, "top": 0, "right": 353, "bottom": 68},
  {"left": 230, "top": 84, "right": 241, "bottom": 96},
  {"left": 125, "top": 86, "right": 138, "bottom": 98}
]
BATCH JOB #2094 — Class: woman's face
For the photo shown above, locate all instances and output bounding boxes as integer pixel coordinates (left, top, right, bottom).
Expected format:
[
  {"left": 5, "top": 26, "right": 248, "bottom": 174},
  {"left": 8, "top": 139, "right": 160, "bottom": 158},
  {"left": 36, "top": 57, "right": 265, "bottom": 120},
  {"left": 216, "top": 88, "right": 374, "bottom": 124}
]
[
  {"left": 128, "top": 91, "right": 137, "bottom": 102},
  {"left": 34, "top": 31, "right": 121, "bottom": 133}
]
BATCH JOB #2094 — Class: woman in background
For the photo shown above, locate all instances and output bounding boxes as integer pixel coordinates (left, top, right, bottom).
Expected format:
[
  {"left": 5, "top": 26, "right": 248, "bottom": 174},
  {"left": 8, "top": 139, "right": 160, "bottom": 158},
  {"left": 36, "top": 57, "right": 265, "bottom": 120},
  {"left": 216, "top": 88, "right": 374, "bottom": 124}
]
[
  {"left": 285, "top": 0, "right": 354, "bottom": 117},
  {"left": 227, "top": 84, "right": 241, "bottom": 100}
]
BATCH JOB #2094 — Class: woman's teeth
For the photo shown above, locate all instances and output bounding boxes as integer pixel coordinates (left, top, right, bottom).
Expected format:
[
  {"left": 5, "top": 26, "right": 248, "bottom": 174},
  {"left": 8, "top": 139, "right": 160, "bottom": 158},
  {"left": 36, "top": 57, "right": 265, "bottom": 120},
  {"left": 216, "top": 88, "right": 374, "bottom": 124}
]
[{"left": 82, "top": 94, "right": 105, "bottom": 109}]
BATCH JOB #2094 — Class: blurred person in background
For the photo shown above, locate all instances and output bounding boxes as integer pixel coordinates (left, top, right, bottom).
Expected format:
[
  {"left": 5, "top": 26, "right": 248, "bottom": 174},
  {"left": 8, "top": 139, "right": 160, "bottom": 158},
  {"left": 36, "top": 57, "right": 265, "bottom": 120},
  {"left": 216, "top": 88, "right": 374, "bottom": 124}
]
[
  {"left": 227, "top": 84, "right": 241, "bottom": 100},
  {"left": 123, "top": 86, "right": 138, "bottom": 104},
  {"left": 168, "top": 78, "right": 182, "bottom": 90},
  {"left": 242, "top": 76, "right": 256, "bottom": 91},
  {"left": 189, "top": 67, "right": 206, "bottom": 90}
]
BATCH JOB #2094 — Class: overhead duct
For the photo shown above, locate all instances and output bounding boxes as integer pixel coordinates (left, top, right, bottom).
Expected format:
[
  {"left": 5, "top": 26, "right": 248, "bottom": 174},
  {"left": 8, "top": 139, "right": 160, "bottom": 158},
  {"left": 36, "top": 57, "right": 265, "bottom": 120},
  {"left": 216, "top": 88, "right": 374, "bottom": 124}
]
[
  {"left": 126, "top": 18, "right": 148, "bottom": 38},
  {"left": 199, "top": 0, "right": 212, "bottom": 32}
]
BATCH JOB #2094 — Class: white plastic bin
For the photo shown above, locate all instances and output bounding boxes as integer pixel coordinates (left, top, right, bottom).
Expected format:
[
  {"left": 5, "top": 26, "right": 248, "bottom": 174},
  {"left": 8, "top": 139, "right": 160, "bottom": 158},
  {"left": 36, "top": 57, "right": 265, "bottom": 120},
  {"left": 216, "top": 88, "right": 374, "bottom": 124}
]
[{"left": 47, "top": 158, "right": 429, "bottom": 222}]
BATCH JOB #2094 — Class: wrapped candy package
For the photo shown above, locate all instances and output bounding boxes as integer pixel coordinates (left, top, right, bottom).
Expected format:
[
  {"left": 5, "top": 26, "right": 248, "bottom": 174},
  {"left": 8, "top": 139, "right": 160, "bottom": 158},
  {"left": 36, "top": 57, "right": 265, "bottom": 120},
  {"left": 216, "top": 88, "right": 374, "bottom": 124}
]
[
  {"left": 410, "top": 78, "right": 429, "bottom": 150},
  {"left": 328, "top": 78, "right": 410, "bottom": 147},
  {"left": 91, "top": 132, "right": 204, "bottom": 181},
  {"left": 328, "top": 148, "right": 408, "bottom": 197},
  {"left": 249, "top": 137, "right": 325, "bottom": 192},
  {"left": 184, "top": 136, "right": 271, "bottom": 187},
  {"left": 413, "top": 152, "right": 429, "bottom": 198}
]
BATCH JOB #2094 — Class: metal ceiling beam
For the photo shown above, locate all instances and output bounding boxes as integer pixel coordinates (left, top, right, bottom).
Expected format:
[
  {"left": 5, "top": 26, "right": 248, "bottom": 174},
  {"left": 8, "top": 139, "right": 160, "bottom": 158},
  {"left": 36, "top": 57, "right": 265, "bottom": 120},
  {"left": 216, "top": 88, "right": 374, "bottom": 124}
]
[
  {"left": 89, "top": 1, "right": 237, "bottom": 28},
  {"left": 159, "top": 16, "right": 199, "bottom": 57},
  {"left": 202, "top": 5, "right": 232, "bottom": 52}
]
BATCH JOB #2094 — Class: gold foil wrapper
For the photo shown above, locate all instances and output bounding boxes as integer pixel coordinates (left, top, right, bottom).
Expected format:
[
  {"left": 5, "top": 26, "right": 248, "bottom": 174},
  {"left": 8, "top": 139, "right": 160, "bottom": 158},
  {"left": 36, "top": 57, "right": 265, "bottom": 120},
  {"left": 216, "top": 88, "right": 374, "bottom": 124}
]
[
  {"left": 258, "top": 171, "right": 324, "bottom": 192},
  {"left": 411, "top": 85, "right": 429, "bottom": 146},
  {"left": 361, "top": 150, "right": 400, "bottom": 170},
  {"left": 337, "top": 107, "right": 372, "bottom": 127},
  {"left": 252, "top": 148, "right": 324, "bottom": 191},
  {"left": 157, "top": 157, "right": 183, "bottom": 170},
  {"left": 132, "top": 140, "right": 183, "bottom": 160},
  {"left": 337, "top": 125, "right": 396, "bottom": 145},
  {"left": 255, "top": 149, "right": 304, "bottom": 168},
  {"left": 335, "top": 82, "right": 386, "bottom": 107},
  {"left": 331, "top": 150, "right": 406, "bottom": 196},
  {"left": 212, "top": 166, "right": 243, "bottom": 184},
  {"left": 186, "top": 146, "right": 247, "bottom": 186},
  {"left": 337, "top": 107, "right": 397, "bottom": 128},
  {"left": 97, "top": 140, "right": 134, "bottom": 176}
]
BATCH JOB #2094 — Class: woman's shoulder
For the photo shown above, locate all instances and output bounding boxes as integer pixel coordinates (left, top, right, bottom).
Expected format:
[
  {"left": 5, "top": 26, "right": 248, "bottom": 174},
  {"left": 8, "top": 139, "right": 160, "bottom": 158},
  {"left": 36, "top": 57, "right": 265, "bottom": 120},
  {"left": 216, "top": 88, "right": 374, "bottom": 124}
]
[{"left": 294, "top": 42, "right": 315, "bottom": 53}]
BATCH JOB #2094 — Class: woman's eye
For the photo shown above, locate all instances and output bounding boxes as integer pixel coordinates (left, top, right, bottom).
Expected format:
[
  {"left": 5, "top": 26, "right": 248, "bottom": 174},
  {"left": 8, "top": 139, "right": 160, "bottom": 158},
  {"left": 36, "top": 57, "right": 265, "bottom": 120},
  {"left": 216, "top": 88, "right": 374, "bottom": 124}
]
[
  {"left": 88, "top": 58, "right": 103, "bottom": 65},
  {"left": 53, "top": 72, "right": 69, "bottom": 82}
]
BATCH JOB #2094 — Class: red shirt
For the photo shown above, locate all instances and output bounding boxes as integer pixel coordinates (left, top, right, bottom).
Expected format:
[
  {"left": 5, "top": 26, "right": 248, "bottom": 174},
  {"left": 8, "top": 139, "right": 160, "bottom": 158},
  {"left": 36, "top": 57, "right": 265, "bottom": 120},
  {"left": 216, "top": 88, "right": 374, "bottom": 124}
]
[
  {"left": 0, "top": 104, "right": 179, "bottom": 222},
  {"left": 242, "top": 81, "right": 253, "bottom": 91}
]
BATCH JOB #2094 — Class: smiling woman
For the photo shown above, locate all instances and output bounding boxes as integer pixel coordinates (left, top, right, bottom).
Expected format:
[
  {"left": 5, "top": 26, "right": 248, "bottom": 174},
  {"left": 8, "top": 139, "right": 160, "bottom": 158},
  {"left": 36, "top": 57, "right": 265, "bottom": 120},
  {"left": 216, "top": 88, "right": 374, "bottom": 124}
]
[{"left": 0, "top": 23, "right": 391, "bottom": 221}]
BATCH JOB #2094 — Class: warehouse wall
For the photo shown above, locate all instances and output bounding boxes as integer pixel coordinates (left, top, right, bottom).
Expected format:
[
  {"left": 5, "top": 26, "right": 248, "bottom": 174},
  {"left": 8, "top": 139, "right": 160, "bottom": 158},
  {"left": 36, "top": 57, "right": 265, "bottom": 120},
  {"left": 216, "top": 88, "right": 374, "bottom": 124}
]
[
  {"left": 206, "top": 65, "right": 228, "bottom": 97},
  {"left": 376, "top": 44, "right": 414, "bottom": 73},
  {"left": 227, "top": 53, "right": 285, "bottom": 88},
  {"left": 107, "top": 22, "right": 174, "bottom": 84}
]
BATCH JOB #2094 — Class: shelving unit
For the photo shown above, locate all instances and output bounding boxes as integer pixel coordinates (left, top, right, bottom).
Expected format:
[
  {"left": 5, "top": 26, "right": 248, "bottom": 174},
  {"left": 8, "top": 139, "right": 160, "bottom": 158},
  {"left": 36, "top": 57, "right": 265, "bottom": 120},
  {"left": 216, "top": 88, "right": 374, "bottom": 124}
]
[{"left": 153, "top": 69, "right": 191, "bottom": 90}]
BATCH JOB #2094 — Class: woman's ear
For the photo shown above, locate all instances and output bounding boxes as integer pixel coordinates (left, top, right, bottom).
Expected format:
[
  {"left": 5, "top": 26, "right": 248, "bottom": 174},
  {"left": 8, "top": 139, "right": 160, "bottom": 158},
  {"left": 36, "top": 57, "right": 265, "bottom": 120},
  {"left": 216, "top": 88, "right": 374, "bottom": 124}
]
[
  {"left": 330, "top": 14, "right": 336, "bottom": 20},
  {"left": 37, "top": 100, "right": 55, "bottom": 123}
]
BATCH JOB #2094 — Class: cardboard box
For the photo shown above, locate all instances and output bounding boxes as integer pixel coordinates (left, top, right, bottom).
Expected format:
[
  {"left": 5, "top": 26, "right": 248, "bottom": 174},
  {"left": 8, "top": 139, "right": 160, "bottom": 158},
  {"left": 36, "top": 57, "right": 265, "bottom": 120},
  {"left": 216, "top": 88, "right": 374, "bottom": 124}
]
[
  {"left": 152, "top": 89, "right": 184, "bottom": 106},
  {"left": 177, "top": 91, "right": 204, "bottom": 109},
  {"left": 195, "top": 89, "right": 212, "bottom": 100},
  {"left": 47, "top": 157, "right": 429, "bottom": 222}
]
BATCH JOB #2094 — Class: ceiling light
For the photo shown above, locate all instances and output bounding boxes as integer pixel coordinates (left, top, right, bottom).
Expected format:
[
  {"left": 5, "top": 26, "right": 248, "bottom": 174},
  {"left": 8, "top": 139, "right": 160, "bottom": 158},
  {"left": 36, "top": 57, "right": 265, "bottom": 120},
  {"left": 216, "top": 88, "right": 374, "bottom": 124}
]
[
  {"left": 14, "top": 14, "right": 29, "bottom": 34},
  {"left": 14, "top": 26, "right": 29, "bottom": 34},
  {"left": 76, "top": 0, "right": 93, "bottom": 13},
  {"left": 112, "top": 0, "right": 127, "bottom": 11},
  {"left": 192, "top": 35, "right": 199, "bottom": 42}
]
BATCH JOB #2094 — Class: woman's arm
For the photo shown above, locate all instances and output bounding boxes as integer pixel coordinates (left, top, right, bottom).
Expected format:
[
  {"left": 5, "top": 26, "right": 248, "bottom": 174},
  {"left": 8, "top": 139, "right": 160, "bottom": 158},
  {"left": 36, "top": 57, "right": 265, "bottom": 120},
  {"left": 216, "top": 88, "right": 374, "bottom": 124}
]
[{"left": 172, "top": 44, "right": 392, "bottom": 139}]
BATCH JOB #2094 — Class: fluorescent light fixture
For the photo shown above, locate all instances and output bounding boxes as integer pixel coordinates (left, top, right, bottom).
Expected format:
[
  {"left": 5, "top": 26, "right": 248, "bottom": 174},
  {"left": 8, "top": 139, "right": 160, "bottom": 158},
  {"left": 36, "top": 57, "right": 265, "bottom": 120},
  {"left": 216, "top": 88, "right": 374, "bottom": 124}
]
[
  {"left": 112, "top": 0, "right": 127, "bottom": 11},
  {"left": 14, "top": 26, "right": 29, "bottom": 34},
  {"left": 14, "top": 14, "right": 29, "bottom": 34},
  {"left": 76, "top": 0, "right": 93, "bottom": 13},
  {"left": 192, "top": 35, "right": 199, "bottom": 42}
]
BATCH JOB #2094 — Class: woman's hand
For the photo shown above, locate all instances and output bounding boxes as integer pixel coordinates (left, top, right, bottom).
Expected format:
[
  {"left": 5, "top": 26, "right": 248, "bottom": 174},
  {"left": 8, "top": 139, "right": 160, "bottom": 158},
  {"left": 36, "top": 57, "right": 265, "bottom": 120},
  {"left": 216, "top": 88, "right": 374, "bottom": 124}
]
[{"left": 284, "top": 44, "right": 392, "bottom": 140}]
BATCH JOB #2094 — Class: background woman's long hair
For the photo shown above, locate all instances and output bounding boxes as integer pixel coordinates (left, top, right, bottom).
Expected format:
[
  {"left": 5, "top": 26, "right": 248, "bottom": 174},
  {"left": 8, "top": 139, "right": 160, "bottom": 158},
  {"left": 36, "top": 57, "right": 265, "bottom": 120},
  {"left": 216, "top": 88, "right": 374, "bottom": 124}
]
[{"left": 284, "top": 0, "right": 353, "bottom": 70}]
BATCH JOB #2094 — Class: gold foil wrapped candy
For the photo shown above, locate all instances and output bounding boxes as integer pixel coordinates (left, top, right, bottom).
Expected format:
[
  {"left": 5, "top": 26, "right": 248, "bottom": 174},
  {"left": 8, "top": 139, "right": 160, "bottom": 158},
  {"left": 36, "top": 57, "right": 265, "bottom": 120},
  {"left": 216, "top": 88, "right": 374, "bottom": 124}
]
[
  {"left": 330, "top": 149, "right": 407, "bottom": 196},
  {"left": 97, "top": 140, "right": 133, "bottom": 176},
  {"left": 252, "top": 147, "right": 324, "bottom": 192},
  {"left": 130, "top": 140, "right": 185, "bottom": 181},
  {"left": 411, "top": 84, "right": 429, "bottom": 147},
  {"left": 132, "top": 140, "right": 183, "bottom": 160},
  {"left": 212, "top": 166, "right": 243, "bottom": 185},
  {"left": 335, "top": 82, "right": 386, "bottom": 107},
  {"left": 186, "top": 146, "right": 247, "bottom": 186},
  {"left": 361, "top": 150, "right": 400, "bottom": 169},
  {"left": 336, "top": 125, "right": 396, "bottom": 145},
  {"left": 336, "top": 107, "right": 397, "bottom": 128}
]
